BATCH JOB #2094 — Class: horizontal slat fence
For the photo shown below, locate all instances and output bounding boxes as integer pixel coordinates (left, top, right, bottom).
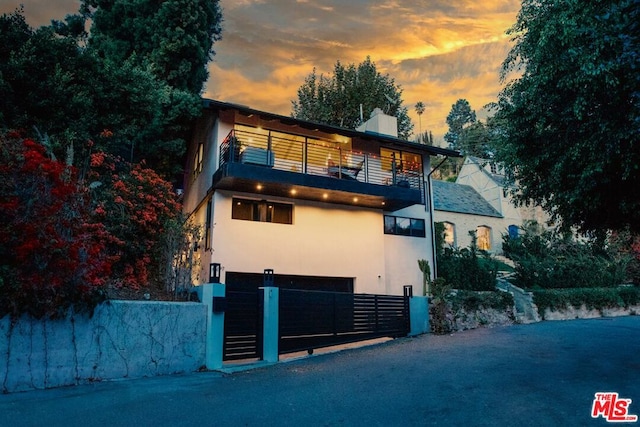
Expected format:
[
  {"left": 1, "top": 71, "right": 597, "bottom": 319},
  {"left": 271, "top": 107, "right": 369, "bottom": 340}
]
[
  {"left": 278, "top": 289, "right": 409, "bottom": 355},
  {"left": 223, "top": 290, "right": 263, "bottom": 361}
]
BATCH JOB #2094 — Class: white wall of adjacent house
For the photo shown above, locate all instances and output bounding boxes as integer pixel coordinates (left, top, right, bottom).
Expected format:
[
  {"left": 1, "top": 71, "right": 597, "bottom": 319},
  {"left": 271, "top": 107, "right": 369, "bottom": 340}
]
[
  {"left": 456, "top": 160, "right": 503, "bottom": 214},
  {"left": 456, "top": 158, "right": 523, "bottom": 233},
  {"left": 208, "top": 190, "right": 422, "bottom": 295},
  {"left": 433, "top": 210, "right": 507, "bottom": 254}
]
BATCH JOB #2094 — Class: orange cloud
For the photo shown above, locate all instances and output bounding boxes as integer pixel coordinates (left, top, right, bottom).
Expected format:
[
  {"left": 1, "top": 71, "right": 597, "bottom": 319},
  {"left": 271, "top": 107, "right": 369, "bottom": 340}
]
[{"left": 2, "top": 0, "right": 522, "bottom": 145}]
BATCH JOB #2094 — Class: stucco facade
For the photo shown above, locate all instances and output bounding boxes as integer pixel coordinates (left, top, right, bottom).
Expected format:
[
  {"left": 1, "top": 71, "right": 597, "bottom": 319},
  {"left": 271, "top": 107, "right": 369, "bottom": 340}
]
[
  {"left": 183, "top": 100, "right": 459, "bottom": 296},
  {"left": 431, "top": 156, "right": 551, "bottom": 254}
]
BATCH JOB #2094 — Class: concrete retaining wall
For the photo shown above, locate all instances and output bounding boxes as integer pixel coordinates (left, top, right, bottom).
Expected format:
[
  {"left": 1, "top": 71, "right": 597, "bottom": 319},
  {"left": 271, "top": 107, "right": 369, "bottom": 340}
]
[
  {"left": 0, "top": 301, "right": 207, "bottom": 393},
  {"left": 542, "top": 304, "right": 640, "bottom": 321}
]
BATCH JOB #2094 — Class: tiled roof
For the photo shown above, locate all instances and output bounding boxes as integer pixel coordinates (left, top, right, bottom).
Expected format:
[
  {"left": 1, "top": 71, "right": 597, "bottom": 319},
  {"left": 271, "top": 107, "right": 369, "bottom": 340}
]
[{"left": 432, "top": 180, "right": 502, "bottom": 218}]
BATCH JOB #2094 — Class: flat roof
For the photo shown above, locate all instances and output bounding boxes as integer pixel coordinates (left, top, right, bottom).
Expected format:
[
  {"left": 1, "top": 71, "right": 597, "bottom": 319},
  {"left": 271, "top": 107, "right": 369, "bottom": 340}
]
[{"left": 202, "top": 98, "right": 462, "bottom": 158}]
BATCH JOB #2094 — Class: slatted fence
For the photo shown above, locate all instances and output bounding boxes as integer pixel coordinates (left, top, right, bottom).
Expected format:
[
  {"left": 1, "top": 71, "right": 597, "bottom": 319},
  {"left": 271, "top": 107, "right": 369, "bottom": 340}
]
[
  {"left": 223, "top": 290, "right": 263, "bottom": 361},
  {"left": 278, "top": 289, "right": 410, "bottom": 355}
]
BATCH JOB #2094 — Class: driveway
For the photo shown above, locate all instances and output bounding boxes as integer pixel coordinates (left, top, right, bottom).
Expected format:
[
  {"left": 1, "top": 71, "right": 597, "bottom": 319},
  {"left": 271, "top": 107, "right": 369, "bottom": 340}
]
[{"left": 1, "top": 317, "right": 639, "bottom": 426}]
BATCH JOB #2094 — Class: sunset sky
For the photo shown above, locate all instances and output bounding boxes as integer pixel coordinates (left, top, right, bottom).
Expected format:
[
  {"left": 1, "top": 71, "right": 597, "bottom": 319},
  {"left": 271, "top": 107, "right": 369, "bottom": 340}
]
[{"left": 1, "top": 0, "right": 522, "bottom": 145}]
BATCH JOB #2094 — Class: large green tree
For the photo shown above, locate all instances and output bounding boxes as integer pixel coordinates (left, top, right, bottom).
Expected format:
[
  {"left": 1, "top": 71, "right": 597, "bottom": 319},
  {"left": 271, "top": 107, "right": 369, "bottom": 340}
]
[
  {"left": 444, "top": 99, "right": 476, "bottom": 151},
  {"left": 292, "top": 57, "right": 414, "bottom": 139},
  {"left": 496, "top": 0, "right": 640, "bottom": 233},
  {"left": 0, "top": 11, "right": 170, "bottom": 174},
  {"left": 1, "top": 2, "right": 223, "bottom": 177},
  {"left": 81, "top": 0, "right": 222, "bottom": 175},
  {"left": 81, "top": 0, "right": 222, "bottom": 94}
]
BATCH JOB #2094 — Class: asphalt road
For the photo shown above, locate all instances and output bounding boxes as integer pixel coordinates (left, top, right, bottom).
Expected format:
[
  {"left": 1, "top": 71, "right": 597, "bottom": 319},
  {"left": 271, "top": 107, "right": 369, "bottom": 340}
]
[{"left": 1, "top": 317, "right": 639, "bottom": 427}]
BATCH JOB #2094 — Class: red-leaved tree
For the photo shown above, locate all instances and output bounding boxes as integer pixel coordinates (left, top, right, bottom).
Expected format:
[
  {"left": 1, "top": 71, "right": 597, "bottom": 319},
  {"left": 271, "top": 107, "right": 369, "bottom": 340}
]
[
  {"left": 0, "top": 133, "right": 112, "bottom": 319},
  {"left": 87, "top": 151, "right": 182, "bottom": 290}
]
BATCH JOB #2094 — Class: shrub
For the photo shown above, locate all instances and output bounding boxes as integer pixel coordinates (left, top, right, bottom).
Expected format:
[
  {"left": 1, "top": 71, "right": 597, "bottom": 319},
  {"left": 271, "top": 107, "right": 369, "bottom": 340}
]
[
  {"left": 450, "top": 290, "right": 514, "bottom": 312},
  {"left": 0, "top": 133, "right": 111, "bottom": 319},
  {"left": 87, "top": 151, "right": 182, "bottom": 290},
  {"left": 503, "top": 222, "right": 628, "bottom": 289},
  {"left": 619, "top": 286, "right": 640, "bottom": 307},
  {"left": 608, "top": 229, "right": 640, "bottom": 285},
  {"left": 435, "top": 229, "right": 498, "bottom": 291},
  {"left": 531, "top": 286, "right": 640, "bottom": 317}
]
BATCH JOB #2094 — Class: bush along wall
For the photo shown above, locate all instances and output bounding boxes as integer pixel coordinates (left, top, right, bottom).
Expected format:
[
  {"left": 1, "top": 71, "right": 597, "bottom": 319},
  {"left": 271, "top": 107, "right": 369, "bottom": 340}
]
[
  {"left": 532, "top": 286, "right": 640, "bottom": 319},
  {"left": 502, "top": 222, "right": 629, "bottom": 290},
  {"left": 435, "top": 227, "right": 498, "bottom": 292}
]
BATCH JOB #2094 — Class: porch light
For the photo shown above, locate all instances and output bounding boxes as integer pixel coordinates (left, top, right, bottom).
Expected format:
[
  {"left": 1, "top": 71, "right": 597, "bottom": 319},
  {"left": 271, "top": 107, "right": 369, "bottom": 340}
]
[
  {"left": 290, "top": 189, "right": 297, "bottom": 195},
  {"left": 256, "top": 184, "right": 263, "bottom": 190},
  {"left": 353, "top": 197, "right": 359, "bottom": 203},
  {"left": 322, "top": 193, "right": 328, "bottom": 199}
]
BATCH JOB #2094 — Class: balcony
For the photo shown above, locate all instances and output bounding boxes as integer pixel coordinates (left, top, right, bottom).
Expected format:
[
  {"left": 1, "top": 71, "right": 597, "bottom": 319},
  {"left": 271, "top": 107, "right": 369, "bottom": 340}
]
[{"left": 212, "top": 129, "right": 425, "bottom": 211}]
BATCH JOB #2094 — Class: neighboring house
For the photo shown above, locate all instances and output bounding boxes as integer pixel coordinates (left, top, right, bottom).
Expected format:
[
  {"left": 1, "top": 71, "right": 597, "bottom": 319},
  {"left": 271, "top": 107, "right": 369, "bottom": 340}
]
[
  {"left": 182, "top": 100, "right": 460, "bottom": 296},
  {"left": 432, "top": 180, "right": 505, "bottom": 252},
  {"left": 431, "top": 156, "right": 552, "bottom": 255}
]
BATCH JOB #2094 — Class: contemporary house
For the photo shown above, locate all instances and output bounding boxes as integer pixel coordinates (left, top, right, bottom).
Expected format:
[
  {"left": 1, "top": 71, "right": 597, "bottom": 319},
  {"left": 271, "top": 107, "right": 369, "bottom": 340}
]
[{"left": 182, "top": 100, "right": 460, "bottom": 296}]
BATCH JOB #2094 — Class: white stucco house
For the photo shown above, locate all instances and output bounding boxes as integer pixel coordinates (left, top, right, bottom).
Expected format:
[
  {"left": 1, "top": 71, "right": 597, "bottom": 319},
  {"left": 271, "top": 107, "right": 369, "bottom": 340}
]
[
  {"left": 432, "top": 179, "right": 505, "bottom": 253},
  {"left": 182, "top": 100, "right": 460, "bottom": 296},
  {"left": 432, "top": 156, "right": 550, "bottom": 254}
]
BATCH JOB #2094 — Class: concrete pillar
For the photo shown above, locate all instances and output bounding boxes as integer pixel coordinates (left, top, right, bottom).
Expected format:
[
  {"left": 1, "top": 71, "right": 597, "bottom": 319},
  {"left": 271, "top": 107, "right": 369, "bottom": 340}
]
[
  {"left": 261, "top": 287, "right": 279, "bottom": 363},
  {"left": 195, "top": 283, "right": 226, "bottom": 370},
  {"left": 409, "top": 296, "right": 430, "bottom": 336}
]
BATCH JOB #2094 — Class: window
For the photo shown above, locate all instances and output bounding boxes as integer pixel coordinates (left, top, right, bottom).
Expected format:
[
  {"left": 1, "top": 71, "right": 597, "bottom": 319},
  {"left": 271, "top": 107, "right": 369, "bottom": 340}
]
[
  {"left": 443, "top": 222, "right": 456, "bottom": 246},
  {"left": 193, "top": 142, "right": 204, "bottom": 178},
  {"left": 476, "top": 226, "right": 492, "bottom": 251},
  {"left": 205, "top": 200, "right": 212, "bottom": 250},
  {"left": 384, "top": 215, "right": 426, "bottom": 237},
  {"left": 508, "top": 225, "right": 519, "bottom": 239},
  {"left": 380, "top": 148, "right": 422, "bottom": 172},
  {"left": 232, "top": 198, "right": 293, "bottom": 224}
]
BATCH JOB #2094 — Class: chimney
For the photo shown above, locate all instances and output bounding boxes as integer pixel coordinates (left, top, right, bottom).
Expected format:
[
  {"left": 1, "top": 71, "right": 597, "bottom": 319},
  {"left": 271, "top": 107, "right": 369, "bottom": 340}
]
[{"left": 356, "top": 108, "right": 398, "bottom": 138}]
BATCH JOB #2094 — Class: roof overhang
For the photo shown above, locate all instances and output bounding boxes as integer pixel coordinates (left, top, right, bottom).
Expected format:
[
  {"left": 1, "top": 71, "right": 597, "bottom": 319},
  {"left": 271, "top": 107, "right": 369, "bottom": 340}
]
[{"left": 202, "top": 99, "right": 462, "bottom": 158}]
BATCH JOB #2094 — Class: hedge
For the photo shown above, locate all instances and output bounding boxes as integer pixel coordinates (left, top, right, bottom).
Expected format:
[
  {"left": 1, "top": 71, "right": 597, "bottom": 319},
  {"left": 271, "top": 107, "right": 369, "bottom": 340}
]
[{"left": 532, "top": 286, "right": 640, "bottom": 317}]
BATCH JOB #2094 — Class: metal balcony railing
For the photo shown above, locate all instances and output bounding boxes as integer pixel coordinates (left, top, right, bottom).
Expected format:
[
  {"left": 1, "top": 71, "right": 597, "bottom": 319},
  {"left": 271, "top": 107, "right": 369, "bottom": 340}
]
[{"left": 219, "top": 129, "right": 423, "bottom": 191}]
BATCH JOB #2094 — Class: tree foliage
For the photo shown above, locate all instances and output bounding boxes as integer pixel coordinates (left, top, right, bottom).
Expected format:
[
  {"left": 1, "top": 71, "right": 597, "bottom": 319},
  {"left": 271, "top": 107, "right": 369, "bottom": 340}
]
[
  {"left": 81, "top": 0, "right": 222, "bottom": 94},
  {"left": 88, "top": 151, "right": 183, "bottom": 290},
  {"left": 502, "top": 221, "right": 630, "bottom": 289},
  {"left": 291, "top": 57, "right": 414, "bottom": 139},
  {"left": 0, "top": 133, "right": 111, "bottom": 319},
  {"left": 444, "top": 99, "right": 476, "bottom": 150},
  {"left": 0, "top": 132, "right": 192, "bottom": 318},
  {"left": 0, "top": 4, "right": 223, "bottom": 177},
  {"left": 495, "top": 0, "right": 640, "bottom": 233}
]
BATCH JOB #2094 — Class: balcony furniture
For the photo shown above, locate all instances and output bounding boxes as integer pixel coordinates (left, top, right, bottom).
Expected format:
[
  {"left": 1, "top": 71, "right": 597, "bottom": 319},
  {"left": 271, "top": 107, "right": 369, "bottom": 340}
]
[
  {"left": 327, "top": 159, "right": 364, "bottom": 181},
  {"left": 241, "top": 147, "right": 274, "bottom": 167}
]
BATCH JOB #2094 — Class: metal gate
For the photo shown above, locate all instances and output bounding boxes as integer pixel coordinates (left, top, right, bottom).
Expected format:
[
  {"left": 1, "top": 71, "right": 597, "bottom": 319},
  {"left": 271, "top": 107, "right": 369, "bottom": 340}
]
[
  {"left": 223, "top": 290, "right": 263, "bottom": 361},
  {"left": 278, "top": 289, "right": 410, "bottom": 355}
]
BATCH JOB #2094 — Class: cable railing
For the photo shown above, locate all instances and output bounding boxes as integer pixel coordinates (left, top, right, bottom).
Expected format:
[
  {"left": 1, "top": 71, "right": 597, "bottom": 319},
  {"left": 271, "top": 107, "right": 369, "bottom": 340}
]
[{"left": 219, "top": 129, "right": 423, "bottom": 191}]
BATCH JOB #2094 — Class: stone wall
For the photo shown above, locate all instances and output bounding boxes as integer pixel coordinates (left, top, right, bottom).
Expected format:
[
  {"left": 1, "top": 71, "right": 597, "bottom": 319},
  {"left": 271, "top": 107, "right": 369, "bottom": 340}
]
[{"left": 0, "top": 301, "right": 207, "bottom": 393}]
